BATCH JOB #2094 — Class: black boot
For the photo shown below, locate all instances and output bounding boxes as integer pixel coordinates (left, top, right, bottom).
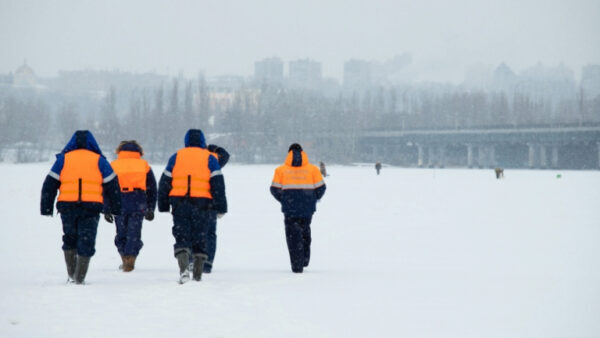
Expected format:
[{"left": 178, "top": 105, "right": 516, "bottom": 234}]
[
  {"left": 64, "top": 250, "right": 76, "bottom": 283},
  {"left": 74, "top": 255, "right": 91, "bottom": 285},
  {"left": 203, "top": 260, "right": 213, "bottom": 274},
  {"left": 192, "top": 253, "right": 208, "bottom": 281},
  {"left": 175, "top": 250, "right": 190, "bottom": 284}
]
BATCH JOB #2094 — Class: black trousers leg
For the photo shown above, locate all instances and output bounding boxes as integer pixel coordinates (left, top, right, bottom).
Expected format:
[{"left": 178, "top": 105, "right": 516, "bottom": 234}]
[{"left": 284, "top": 216, "right": 311, "bottom": 272}]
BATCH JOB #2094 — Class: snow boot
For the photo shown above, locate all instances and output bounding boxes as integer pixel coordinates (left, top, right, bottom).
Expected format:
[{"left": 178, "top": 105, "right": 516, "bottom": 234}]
[
  {"left": 74, "top": 255, "right": 91, "bottom": 285},
  {"left": 188, "top": 256, "right": 195, "bottom": 273},
  {"left": 192, "top": 253, "right": 208, "bottom": 281},
  {"left": 118, "top": 255, "right": 125, "bottom": 271},
  {"left": 203, "top": 260, "right": 213, "bottom": 274},
  {"left": 64, "top": 249, "right": 76, "bottom": 283},
  {"left": 123, "top": 256, "right": 136, "bottom": 272},
  {"left": 176, "top": 250, "right": 190, "bottom": 284}
]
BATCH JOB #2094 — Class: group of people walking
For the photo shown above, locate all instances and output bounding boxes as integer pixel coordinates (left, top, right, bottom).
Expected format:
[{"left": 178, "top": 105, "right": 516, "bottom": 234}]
[{"left": 40, "top": 129, "right": 326, "bottom": 284}]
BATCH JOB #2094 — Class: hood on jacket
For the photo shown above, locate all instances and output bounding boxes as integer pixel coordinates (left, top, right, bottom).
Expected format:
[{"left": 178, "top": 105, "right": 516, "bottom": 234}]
[
  {"left": 61, "top": 130, "right": 103, "bottom": 155},
  {"left": 116, "top": 140, "right": 143, "bottom": 155},
  {"left": 285, "top": 149, "right": 309, "bottom": 167},
  {"left": 184, "top": 129, "right": 206, "bottom": 148}
]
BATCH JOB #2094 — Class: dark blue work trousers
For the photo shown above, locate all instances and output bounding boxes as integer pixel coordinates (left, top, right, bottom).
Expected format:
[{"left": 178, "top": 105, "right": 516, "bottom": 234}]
[
  {"left": 284, "top": 216, "right": 312, "bottom": 272},
  {"left": 114, "top": 213, "right": 144, "bottom": 257},
  {"left": 60, "top": 209, "right": 100, "bottom": 257},
  {"left": 171, "top": 201, "right": 209, "bottom": 256},
  {"left": 204, "top": 210, "right": 218, "bottom": 269}
]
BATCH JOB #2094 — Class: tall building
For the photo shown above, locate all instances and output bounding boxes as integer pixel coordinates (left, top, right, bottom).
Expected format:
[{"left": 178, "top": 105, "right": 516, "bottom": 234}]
[
  {"left": 581, "top": 64, "right": 600, "bottom": 99},
  {"left": 288, "top": 58, "right": 322, "bottom": 89},
  {"left": 343, "top": 54, "right": 412, "bottom": 90},
  {"left": 343, "top": 59, "right": 371, "bottom": 90},
  {"left": 254, "top": 57, "right": 284, "bottom": 85},
  {"left": 491, "top": 62, "right": 518, "bottom": 93}
]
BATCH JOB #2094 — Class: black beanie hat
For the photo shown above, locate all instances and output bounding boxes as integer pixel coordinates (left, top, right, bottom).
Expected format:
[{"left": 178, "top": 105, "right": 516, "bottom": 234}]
[{"left": 288, "top": 143, "right": 302, "bottom": 152}]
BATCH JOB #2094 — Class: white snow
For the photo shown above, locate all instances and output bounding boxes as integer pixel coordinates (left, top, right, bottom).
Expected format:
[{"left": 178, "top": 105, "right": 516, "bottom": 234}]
[{"left": 1, "top": 163, "right": 599, "bottom": 338}]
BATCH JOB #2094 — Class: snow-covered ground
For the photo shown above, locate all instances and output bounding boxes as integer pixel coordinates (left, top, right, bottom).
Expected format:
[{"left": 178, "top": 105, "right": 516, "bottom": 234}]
[{"left": 1, "top": 163, "right": 599, "bottom": 338}]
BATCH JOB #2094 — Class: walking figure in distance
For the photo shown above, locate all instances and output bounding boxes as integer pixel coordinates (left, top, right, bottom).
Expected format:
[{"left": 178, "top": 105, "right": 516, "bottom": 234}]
[{"left": 271, "top": 143, "right": 326, "bottom": 273}]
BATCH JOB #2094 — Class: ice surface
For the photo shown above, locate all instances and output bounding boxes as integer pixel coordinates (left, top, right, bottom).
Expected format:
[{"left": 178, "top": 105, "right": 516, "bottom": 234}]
[{"left": 0, "top": 163, "right": 599, "bottom": 338}]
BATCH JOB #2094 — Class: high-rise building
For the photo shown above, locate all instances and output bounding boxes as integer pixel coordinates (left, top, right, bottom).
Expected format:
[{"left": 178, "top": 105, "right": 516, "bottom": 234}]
[
  {"left": 254, "top": 57, "right": 284, "bottom": 85},
  {"left": 581, "top": 64, "right": 600, "bottom": 99},
  {"left": 288, "top": 58, "right": 322, "bottom": 89},
  {"left": 343, "top": 59, "right": 371, "bottom": 90}
]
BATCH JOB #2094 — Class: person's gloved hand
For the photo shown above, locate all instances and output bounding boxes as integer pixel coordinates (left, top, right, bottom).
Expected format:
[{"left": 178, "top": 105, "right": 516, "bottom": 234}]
[
  {"left": 217, "top": 213, "right": 225, "bottom": 219},
  {"left": 145, "top": 210, "right": 154, "bottom": 221},
  {"left": 104, "top": 213, "right": 114, "bottom": 223}
]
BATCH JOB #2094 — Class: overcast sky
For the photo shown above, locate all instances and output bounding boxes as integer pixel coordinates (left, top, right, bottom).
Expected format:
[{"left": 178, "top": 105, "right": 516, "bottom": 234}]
[{"left": 1, "top": 0, "right": 599, "bottom": 82}]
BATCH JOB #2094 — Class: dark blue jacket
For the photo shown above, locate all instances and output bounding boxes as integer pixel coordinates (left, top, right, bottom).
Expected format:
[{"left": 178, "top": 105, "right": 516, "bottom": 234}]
[
  {"left": 207, "top": 144, "right": 230, "bottom": 168},
  {"left": 158, "top": 129, "right": 227, "bottom": 214},
  {"left": 41, "top": 130, "right": 122, "bottom": 215}
]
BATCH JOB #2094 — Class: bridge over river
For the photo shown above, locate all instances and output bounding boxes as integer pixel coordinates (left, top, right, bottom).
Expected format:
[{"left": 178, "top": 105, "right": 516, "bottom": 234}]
[{"left": 352, "top": 126, "right": 600, "bottom": 169}]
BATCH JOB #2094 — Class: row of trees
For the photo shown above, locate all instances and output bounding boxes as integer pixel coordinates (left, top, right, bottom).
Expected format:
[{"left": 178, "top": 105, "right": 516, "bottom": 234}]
[{"left": 1, "top": 76, "right": 599, "bottom": 163}]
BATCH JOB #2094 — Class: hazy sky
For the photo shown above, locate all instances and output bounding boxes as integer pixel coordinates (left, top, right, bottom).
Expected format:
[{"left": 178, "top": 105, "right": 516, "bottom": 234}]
[{"left": 1, "top": 0, "right": 599, "bottom": 82}]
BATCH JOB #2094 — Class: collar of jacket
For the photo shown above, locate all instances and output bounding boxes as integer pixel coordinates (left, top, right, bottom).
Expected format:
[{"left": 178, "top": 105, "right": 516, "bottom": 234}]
[{"left": 117, "top": 151, "right": 141, "bottom": 159}]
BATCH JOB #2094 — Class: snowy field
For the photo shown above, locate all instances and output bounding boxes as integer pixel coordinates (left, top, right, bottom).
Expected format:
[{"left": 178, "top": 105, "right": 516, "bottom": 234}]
[{"left": 1, "top": 163, "right": 599, "bottom": 338}]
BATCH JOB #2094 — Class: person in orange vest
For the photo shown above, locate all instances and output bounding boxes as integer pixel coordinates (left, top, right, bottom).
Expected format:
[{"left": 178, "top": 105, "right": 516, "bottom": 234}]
[
  {"left": 271, "top": 143, "right": 326, "bottom": 273},
  {"left": 41, "top": 130, "right": 121, "bottom": 284},
  {"left": 157, "top": 129, "right": 227, "bottom": 284},
  {"left": 105, "top": 140, "right": 157, "bottom": 272}
]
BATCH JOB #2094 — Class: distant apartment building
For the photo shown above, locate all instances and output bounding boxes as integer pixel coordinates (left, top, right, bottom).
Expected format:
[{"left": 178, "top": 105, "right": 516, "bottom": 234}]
[
  {"left": 581, "top": 64, "right": 600, "bottom": 99},
  {"left": 491, "top": 62, "right": 518, "bottom": 93},
  {"left": 343, "top": 54, "right": 412, "bottom": 90},
  {"left": 288, "top": 58, "right": 322, "bottom": 89},
  {"left": 343, "top": 59, "right": 371, "bottom": 90},
  {"left": 254, "top": 57, "right": 284, "bottom": 85}
]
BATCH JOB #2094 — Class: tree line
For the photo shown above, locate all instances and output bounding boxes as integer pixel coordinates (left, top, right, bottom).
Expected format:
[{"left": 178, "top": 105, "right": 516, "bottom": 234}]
[{"left": 1, "top": 76, "right": 598, "bottom": 163}]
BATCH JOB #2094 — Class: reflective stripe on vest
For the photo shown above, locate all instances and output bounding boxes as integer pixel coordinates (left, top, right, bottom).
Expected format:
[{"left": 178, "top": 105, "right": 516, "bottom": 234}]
[
  {"left": 58, "top": 149, "right": 103, "bottom": 203},
  {"left": 169, "top": 147, "right": 213, "bottom": 198},
  {"left": 111, "top": 151, "right": 149, "bottom": 192}
]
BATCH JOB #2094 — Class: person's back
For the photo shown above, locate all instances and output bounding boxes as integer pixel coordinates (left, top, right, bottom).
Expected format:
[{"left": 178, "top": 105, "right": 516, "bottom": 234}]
[
  {"left": 271, "top": 143, "right": 326, "bottom": 273},
  {"left": 109, "top": 140, "right": 157, "bottom": 272},
  {"left": 272, "top": 145, "right": 325, "bottom": 217},
  {"left": 40, "top": 130, "right": 121, "bottom": 284},
  {"left": 158, "top": 129, "right": 227, "bottom": 283}
]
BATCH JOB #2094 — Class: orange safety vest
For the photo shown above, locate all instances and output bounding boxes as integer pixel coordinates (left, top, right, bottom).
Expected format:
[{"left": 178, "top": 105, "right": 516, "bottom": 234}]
[
  {"left": 272, "top": 151, "right": 324, "bottom": 190},
  {"left": 111, "top": 151, "right": 150, "bottom": 192},
  {"left": 58, "top": 149, "right": 104, "bottom": 203},
  {"left": 169, "top": 147, "right": 213, "bottom": 198}
]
